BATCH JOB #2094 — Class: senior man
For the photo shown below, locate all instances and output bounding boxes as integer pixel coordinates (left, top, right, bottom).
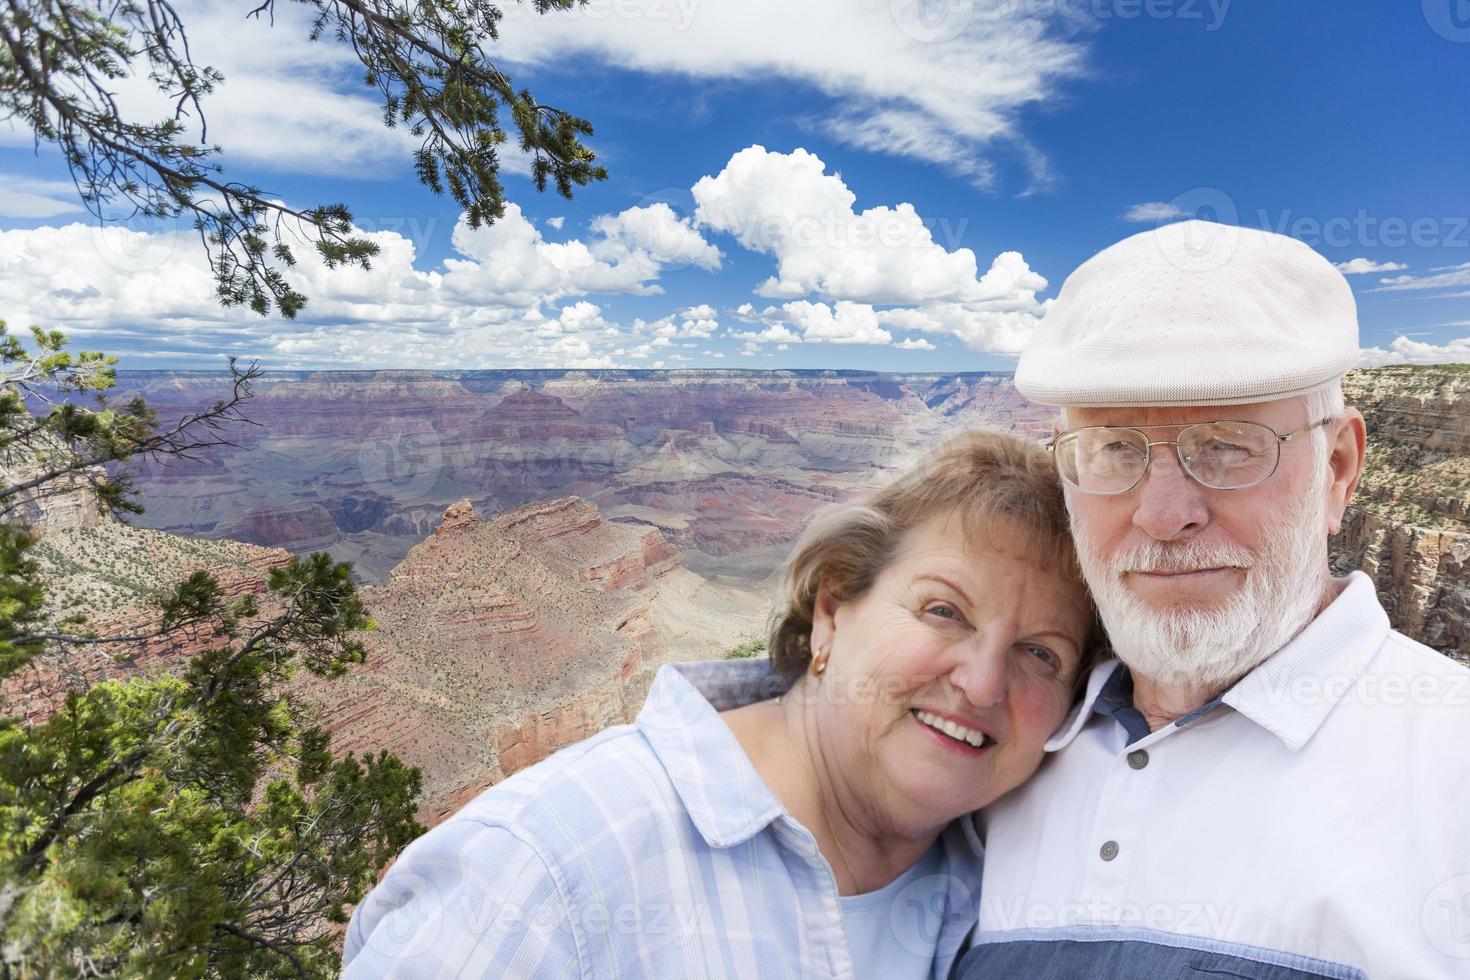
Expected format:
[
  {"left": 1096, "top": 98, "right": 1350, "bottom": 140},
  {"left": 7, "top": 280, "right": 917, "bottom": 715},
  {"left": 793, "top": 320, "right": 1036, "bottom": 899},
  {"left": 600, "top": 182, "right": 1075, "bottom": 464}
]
[{"left": 954, "top": 220, "right": 1470, "bottom": 979}]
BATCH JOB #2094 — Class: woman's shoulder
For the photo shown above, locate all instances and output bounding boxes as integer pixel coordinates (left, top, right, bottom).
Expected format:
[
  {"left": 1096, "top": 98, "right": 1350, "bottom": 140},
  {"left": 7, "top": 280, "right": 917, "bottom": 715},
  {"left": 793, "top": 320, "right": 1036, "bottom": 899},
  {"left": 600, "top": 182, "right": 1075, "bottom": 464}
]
[{"left": 450, "top": 718, "right": 686, "bottom": 846}]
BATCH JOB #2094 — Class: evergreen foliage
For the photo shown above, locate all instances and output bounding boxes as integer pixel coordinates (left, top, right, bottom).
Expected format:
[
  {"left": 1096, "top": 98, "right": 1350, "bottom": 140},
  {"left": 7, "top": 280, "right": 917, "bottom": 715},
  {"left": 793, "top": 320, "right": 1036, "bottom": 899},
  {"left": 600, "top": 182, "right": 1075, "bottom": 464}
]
[
  {"left": 0, "top": 325, "right": 423, "bottom": 977},
  {"left": 0, "top": 0, "right": 607, "bottom": 318}
]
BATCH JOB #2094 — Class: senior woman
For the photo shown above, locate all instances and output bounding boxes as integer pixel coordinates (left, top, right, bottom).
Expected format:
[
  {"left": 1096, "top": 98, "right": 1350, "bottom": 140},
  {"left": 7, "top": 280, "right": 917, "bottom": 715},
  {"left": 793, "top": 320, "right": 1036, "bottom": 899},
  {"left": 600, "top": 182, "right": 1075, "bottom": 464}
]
[{"left": 343, "top": 429, "right": 1097, "bottom": 979}]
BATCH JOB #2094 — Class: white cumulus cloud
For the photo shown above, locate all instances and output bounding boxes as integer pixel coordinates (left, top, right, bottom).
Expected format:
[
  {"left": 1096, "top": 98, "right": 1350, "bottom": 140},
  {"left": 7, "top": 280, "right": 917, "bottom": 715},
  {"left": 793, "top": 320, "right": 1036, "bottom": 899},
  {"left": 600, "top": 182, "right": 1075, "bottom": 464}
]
[
  {"left": 1335, "top": 257, "right": 1409, "bottom": 275},
  {"left": 692, "top": 145, "right": 1047, "bottom": 307},
  {"left": 782, "top": 300, "right": 892, "bottom": 345},
  {"left": 493, "top": 0, "right": 1086, "bottom": 190},
  {"left": 0, "top": 197, "right": 720, "bottom": 369},
  {"left": 1359, "top": 335, "right": 1470, "bottom": 366},
  {"left": 1371, "top": 262, "right": 1470, "bottom": 293},
  {"left": 1122, "top": 202, "right": 1189, "bottom": 223},
  {"left": 590, "top": 202, "right": 723, "bottom": 271}
]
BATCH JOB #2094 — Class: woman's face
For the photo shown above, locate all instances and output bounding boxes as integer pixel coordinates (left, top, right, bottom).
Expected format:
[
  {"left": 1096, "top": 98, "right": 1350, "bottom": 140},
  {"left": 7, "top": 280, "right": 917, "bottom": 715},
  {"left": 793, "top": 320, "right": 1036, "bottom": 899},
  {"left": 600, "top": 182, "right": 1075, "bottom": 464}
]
[{"left": 807, "top": 509, "right": 1092, "bottom": 837}]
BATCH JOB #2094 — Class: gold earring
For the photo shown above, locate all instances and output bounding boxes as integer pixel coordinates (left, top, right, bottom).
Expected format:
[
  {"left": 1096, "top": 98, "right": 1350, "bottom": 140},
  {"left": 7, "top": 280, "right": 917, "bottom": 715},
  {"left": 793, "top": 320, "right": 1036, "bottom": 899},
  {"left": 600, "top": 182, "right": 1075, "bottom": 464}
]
[{"left": 811, "top": 649, "right": 829, "bottom": 676}]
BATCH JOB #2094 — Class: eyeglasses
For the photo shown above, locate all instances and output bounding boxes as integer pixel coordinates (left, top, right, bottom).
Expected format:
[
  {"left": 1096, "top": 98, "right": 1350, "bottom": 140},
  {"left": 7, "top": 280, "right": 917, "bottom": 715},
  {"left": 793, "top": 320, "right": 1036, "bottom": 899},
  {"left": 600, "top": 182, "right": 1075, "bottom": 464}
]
[{"left": 1044, "top": 418, "right": 1333, "bottom": 495}]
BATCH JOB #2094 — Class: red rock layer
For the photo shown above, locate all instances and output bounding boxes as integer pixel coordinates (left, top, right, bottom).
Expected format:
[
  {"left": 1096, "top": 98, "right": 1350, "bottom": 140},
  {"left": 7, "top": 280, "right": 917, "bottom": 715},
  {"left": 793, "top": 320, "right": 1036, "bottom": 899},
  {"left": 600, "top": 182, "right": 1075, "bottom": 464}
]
[{"left": 289, "top": 495, "right": 711, "bottom": 828}]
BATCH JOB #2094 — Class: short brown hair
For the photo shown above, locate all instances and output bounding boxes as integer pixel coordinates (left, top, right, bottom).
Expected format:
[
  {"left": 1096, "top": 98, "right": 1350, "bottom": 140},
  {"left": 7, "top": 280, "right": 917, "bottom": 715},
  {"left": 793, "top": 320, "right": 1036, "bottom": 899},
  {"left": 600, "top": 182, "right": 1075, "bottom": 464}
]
[{"left": 768, "top": 428, "right": 1098, "bottom": 683}]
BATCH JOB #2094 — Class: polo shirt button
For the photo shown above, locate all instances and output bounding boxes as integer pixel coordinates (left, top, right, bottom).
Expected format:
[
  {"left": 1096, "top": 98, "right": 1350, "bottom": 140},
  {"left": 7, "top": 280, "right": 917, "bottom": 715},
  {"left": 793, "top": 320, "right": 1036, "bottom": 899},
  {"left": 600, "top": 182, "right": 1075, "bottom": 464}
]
[
  {"left": 1127, "top": 749, "right": 1149, "bottom": 770},
  {"left": 1100, "top": 840, "right": 1120, "bottom": 861}
]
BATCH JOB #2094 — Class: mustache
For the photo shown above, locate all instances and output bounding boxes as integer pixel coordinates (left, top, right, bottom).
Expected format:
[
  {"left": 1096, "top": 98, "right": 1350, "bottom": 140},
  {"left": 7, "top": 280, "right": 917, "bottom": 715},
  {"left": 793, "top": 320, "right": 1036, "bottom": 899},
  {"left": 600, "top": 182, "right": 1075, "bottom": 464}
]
[{"left": 1109, "top": 538, "right": 1257, "bottom": 576}]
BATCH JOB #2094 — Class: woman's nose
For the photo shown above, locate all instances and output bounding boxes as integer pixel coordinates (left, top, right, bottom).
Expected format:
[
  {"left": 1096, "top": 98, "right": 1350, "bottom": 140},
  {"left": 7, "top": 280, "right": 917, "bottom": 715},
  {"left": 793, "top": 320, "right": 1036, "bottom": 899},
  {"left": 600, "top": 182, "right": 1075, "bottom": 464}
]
[{"left": 949, "top": 641, "right": 1009, "bottom": 710}]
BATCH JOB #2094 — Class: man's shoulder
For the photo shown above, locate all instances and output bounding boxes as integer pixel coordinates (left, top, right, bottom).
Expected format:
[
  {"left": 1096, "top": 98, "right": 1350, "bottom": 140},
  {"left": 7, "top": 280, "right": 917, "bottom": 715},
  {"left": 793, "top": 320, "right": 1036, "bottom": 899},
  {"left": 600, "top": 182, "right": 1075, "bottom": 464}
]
[
  {"left": 1335, "top": 627, "right": 1470, "bottom": 747},
  {"left": 1378, "top": 627, "right": 1470, "bottom": 676}
]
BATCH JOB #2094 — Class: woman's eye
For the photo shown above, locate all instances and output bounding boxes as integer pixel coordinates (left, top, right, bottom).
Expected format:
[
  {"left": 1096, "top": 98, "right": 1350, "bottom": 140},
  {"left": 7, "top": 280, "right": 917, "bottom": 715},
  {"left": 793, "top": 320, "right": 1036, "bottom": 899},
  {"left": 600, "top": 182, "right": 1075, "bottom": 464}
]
[
  {"left": 924, "top": 603, "right": 963, "bottom": 623},
  {"left": 1026, "top": 645, "right": 1059, "bottom": 670}
]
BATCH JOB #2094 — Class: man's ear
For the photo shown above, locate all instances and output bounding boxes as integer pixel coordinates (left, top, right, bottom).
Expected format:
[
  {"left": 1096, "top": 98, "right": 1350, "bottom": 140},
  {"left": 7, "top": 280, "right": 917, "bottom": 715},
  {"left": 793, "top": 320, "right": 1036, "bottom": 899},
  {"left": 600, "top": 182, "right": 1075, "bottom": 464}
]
[
  {"left": 809, "top": 579, "right": 840, "bottom": 655},
  {"left": 1325, "top": 408, "right": 1367, "bottom": 535}
]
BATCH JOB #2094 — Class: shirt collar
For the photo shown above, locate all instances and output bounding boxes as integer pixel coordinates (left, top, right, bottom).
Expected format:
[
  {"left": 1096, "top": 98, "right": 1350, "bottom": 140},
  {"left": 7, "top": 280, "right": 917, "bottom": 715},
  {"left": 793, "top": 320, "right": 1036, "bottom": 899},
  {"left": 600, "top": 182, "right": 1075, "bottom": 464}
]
[
  {"left": 1045, "top": 657, "right": 1122, "bottom": 751},
  {"left": 1045, "top": 571, "right": 1391, "bottom": 753},
  {"left": 636, "top": 659, "right": 988, "bottom": 876},
  {"left": 635, "top": 659, "right": 793, "bottom": 848},
  {"left": 1222, "top": 570, "right": 1389, "bottom": 751}
]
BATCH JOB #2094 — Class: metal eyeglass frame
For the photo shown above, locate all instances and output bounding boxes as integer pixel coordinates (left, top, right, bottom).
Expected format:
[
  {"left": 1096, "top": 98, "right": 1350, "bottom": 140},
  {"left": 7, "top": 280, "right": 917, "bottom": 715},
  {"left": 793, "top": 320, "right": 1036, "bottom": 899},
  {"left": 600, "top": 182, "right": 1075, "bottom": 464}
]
[{"left": 1043, "top": 417, "right": 1334, "bottom": 494}]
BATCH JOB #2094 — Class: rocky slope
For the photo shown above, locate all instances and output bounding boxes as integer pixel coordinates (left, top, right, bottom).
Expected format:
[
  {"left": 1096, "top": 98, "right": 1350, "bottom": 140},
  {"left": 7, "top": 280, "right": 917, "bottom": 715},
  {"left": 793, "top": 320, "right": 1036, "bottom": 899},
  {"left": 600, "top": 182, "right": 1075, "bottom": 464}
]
[
  {"left": 10, "top": 492, "right": 768, "bottom": 827},
  {"left": 1329, "top": 366, "right": 1470, "bottom": 662},
  {"left": 2, "top": 523, "right": 293, "bottom": 724},
  {"left": 282, "top": 494, "right": 766, "bottom": 825}
]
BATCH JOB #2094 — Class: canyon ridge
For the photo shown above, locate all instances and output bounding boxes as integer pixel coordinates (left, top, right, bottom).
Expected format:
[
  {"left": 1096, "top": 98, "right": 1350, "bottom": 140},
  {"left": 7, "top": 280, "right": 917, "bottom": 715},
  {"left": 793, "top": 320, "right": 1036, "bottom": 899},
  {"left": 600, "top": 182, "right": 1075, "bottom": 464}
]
[{"left": 15, "top": 366, "right": 1468, "bottom": 827}]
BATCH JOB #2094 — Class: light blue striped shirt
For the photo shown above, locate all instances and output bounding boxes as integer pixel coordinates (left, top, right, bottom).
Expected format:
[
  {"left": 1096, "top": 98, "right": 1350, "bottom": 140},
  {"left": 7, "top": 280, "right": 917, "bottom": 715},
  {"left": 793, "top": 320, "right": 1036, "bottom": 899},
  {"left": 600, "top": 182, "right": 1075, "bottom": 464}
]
[{"left": 342, "top": 658, "right": 985, "bottom": 979}]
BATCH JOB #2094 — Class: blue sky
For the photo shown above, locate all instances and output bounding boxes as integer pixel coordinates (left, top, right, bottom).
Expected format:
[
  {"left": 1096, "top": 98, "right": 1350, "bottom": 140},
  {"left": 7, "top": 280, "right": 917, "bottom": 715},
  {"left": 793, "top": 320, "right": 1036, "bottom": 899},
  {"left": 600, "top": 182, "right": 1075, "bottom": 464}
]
[{"left": 2, "top": 0, "right": 1468, "bottom": 370}]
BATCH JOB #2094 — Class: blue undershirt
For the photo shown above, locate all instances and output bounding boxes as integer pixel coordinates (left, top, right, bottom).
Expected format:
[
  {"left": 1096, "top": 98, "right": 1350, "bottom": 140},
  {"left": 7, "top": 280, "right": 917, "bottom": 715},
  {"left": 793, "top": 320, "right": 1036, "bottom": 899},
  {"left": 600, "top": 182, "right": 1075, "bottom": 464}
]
[{"left": 839, "top": 842, "right": 947, "bottom": 980}]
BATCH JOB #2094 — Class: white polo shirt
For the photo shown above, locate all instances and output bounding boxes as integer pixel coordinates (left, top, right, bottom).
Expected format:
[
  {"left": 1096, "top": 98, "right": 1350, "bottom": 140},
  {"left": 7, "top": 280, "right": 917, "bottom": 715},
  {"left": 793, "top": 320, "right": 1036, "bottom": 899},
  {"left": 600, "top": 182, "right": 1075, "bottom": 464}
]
[{"left": 960, "top": 571, "right": 1470, "bottom": 980}]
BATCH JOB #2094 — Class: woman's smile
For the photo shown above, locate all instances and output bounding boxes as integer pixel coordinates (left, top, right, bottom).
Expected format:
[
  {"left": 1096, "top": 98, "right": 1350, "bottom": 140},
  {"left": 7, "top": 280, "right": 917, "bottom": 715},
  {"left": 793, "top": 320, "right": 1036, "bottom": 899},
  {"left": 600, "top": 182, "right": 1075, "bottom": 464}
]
[{"left": 910, "top": 708, "right": 994, "bottom": 756}]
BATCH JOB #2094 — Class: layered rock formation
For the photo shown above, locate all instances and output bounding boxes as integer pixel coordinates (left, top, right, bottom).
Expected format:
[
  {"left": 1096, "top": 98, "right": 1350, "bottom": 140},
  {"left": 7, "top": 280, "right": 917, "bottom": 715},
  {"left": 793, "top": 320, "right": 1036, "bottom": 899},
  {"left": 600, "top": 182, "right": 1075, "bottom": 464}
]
[
  {"left": 1329, "top": 366, "right": 1470, "bottom": 662},
  {"left": 14, "top": 492, "right": 768, "bottom": 828},
  {"left": 16, "top": 365, "right": 1470, "bottom": 832},
  {"left": 289, "top": 495, "right": 766, "bottom": 825},
  {"left": 111, "top": 366, "right": 1470, "bottom": 663},
  {"left": 115, "top": 370, "right": 1055, "bottom": 582},
  {"left": 3, "top": 524, "right": 293, "bottom": 724}
]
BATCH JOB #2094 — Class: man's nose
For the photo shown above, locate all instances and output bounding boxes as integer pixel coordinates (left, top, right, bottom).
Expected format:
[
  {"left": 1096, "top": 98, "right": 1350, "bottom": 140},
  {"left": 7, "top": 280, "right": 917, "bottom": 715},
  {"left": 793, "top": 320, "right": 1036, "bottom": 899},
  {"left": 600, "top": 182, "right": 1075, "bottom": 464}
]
[{"left": 1131, "top": 442, "right": 1210, "bottom": 541}]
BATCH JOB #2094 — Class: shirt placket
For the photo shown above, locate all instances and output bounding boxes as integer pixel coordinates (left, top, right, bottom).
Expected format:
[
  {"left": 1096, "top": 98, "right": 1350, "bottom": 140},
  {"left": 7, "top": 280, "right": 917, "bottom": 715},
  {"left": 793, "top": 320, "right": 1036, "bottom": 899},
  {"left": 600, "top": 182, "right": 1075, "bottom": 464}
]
[
  {"left": 1074, "top": 724, "right": 1171, "bottom": 927},
  {"left": 770, "top": 820, "right": 855, "bottom": 979}
]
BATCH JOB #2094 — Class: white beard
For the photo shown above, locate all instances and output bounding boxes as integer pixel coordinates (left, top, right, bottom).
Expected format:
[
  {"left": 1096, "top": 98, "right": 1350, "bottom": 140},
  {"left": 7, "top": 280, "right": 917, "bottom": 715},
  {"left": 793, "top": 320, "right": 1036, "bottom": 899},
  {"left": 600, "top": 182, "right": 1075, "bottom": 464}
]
[{"left": 1070, "top": 484, "right": 1329, "bottom": 691}]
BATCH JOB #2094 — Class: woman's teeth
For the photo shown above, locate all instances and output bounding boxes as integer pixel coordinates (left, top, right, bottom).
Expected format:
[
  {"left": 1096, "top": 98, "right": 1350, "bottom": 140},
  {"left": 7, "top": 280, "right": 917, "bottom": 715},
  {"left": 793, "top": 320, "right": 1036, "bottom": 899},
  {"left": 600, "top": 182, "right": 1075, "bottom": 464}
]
[{"left": 913, "top": 709, "right": 989, "bottom": 748}]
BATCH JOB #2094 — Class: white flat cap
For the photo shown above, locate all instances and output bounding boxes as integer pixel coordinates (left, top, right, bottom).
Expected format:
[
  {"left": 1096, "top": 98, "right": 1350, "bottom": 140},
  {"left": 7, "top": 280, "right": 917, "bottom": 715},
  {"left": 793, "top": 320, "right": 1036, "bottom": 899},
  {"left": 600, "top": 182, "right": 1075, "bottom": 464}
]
[{"left": 1015, "top": 219, "right": 1359, "bottom": 407}]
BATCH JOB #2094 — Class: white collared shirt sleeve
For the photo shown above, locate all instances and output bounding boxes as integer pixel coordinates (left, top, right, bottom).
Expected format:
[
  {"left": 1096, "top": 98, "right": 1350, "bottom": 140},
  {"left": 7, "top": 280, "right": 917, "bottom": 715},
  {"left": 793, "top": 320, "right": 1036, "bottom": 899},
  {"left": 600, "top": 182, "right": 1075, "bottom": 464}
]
[{"left": 343, "top": 818, "right": 583, "bottom": 979}]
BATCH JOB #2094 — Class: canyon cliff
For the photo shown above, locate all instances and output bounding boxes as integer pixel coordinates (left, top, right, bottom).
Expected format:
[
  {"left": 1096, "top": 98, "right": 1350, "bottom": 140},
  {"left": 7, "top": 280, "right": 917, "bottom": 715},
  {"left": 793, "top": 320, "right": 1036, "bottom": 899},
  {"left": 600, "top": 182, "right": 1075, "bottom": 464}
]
[
  {"left": 17, "top": 366, "right": 1468, "bottom": 830},
  {"left": 14, "top": 491, "right": 766, "bottom": 827},
  {"left": 116, "top": 369, "right": 1052, "bottom": 582},
  {"left": 1329, "top": 366, "right": 1470, "bottom": 662},
  {"left": 291, "top": 494, "right": 765, "bottom": 825}
]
